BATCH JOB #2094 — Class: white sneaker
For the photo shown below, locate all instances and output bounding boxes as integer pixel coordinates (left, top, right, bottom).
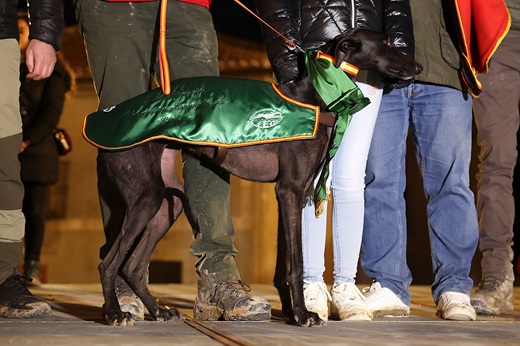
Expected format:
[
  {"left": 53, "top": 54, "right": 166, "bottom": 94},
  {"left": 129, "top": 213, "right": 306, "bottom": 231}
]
[
  {"left": 363, "top": 282, "right": 410, "bottom": 317},
  {"left": 303, "top": 281, "right": 331, "bottom": 321},
  {"left": 437, "top": 292, "right": 476, "bottom": 321},
  {"left": 330, "top": 282, "right": 372, "bottom": 321}
]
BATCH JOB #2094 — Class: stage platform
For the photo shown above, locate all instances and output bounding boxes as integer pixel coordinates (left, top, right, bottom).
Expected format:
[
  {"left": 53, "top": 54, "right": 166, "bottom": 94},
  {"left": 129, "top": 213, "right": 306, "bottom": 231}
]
[{"left": 1, "top": 284, "right": 519, "bottom": 345}]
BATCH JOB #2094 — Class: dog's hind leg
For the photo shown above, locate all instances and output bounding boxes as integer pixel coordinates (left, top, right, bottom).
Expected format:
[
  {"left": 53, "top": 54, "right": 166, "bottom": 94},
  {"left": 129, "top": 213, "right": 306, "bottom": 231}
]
[
  {"left": 122, "top": 198, "right": 182, "bottom": 321},
  {"left": 99, "top": 201, "right": 163, "bottom": 326},
  {"left": 98, "top": 144, "right": 167, "bottom": 326},
  {"left": 122, "top": 147, "right": 184, "bottom": 321}
]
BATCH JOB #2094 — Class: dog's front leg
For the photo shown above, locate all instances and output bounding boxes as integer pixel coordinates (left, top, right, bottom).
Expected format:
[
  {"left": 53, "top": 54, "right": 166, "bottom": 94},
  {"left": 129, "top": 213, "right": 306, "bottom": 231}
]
[
  {"left": 273, "top": 209, "right": 295, "bottom": 324},
  {"left": 274, "top": 183, "right": 323, "bottom": 327}
]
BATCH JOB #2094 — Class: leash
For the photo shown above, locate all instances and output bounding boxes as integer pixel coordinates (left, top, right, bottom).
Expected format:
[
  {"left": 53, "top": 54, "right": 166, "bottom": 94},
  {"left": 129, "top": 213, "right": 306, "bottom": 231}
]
[{"left": 232, "top": 0, "right": 304, "bottom": 53}]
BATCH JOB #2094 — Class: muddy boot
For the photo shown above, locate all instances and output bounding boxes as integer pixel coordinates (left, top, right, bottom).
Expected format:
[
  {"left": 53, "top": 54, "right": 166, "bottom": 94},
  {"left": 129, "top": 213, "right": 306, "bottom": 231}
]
[
  {"left": 0, "top": 272, "right": 52, "bottom": 318},
  {"left": 471, "top": 276, "right": 514, "bottom": 315},
  {"left": 23, "top": 260, "right": 41, "bottom": 287},
  {"left": 194, "top": 280, "right": 271, "bottom": 321}
]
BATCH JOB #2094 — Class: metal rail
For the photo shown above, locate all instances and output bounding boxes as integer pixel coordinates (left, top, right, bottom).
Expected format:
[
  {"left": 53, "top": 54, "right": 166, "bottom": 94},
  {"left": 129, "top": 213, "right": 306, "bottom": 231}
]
[{"left": 183, "top": 316, "right": 256, "bottom": 346}]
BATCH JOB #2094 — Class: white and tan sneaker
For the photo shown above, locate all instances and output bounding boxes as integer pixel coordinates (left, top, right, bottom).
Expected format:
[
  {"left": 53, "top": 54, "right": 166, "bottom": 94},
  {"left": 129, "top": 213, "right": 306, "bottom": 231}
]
[
  {"left": 437, "top": 292, "right": 476, "bottom": 321},
  {"left": 303, "top": 281, "right": 331, "bottom": 321},
  {"left": 363, "top": 282, "right": 410, "bottom": 317},
  {"left": 330, "top": 282, "right": 372, "bottom": 321}
]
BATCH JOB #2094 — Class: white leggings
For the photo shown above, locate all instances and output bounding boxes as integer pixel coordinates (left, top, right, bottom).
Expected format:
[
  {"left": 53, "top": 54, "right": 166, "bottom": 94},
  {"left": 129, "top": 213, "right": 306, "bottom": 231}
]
[{"left": 302, "top": 81, "right": 382, "bottom": 284}]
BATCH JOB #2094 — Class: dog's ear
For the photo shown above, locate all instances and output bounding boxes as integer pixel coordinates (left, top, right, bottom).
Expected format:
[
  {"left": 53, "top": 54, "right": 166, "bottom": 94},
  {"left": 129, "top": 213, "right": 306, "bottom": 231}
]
[{"left": 334, "top": 37, "right": 358, "bottom": 68}]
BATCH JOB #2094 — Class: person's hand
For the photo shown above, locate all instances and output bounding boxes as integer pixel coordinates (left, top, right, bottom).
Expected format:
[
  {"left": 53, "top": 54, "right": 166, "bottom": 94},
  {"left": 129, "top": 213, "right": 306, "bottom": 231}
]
[{"left": 25, "top": 39, "right": 57, "bottom": 80}]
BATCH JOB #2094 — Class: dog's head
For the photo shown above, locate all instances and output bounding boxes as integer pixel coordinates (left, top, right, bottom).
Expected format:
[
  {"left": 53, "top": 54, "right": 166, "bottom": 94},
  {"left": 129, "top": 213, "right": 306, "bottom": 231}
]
[{"left": 331, "top": 28, "right": 422, "bottom": 80}]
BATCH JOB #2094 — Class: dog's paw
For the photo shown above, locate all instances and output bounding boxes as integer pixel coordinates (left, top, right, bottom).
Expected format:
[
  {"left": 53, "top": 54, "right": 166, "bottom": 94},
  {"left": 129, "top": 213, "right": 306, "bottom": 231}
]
[
  {"left": 102, "top": 304, "right": 136, "bottom": 326},
  {"left": 154, "top": 307, "right": 183, "bottom": 322},
  {"left": 105, "top": 311, "right": 136, "bottom": 326},
  {"left": 293, "top": 309, "right": 325, "bottom": 327}
]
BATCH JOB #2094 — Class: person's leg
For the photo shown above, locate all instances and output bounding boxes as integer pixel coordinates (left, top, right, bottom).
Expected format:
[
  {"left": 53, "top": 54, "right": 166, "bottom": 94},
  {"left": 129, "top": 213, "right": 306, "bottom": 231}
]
[
  {"left": 410, "top": 83, "right": 477, "bottom": 320},
  {"left": 76, "top": 0, "right": 158, "bottom": 255},
  {"left": 164, "top": 1, "right": 270, "bottom": 321},
  {"left": 75, "top": 0, "right": 158, "bottom": 109},
  {"left": 328, "top": 82, "right": 381, "bottom": 321},
  {"left": 471, "top": 30, "right": 520, "bottom": 315},
  {"left": 22, "top": 182, "right": 48, "bottom": 285},
  {"left": 74, "top": 0, "right": 159, "bottom": 320},
  {"left": 301, "top": 176, "right": 330, "bottom": 321},
  {"left": 361, "top": 86, "right": 412, "bottom": 315},
  {"left": 332, "top": 82, "right": 381, "bottom": 284},
  {"left": 0, "top": 38, "right": 50, "bottom": 318}
]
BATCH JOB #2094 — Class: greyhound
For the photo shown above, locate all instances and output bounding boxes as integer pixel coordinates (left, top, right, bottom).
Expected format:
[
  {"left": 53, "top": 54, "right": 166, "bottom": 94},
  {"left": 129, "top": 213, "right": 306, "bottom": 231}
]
[{"left": 93, "top": 28, "right": 422, "bottom": 327}]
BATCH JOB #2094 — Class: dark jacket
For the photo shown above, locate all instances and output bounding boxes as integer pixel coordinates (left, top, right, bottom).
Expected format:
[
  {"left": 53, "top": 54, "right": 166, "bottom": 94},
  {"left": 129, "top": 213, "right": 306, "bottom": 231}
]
[
  {"left": 256, "top": 0, "right": 414, "bottom": 83},
  {"left": 19, "top": 60, "right": 71, "bottom": 184},
  {"left": 0, "top": 0, "right": 64, "bottom": 50},
  {"left": 506, "top": 0, "right": 520, "bottom": 30}
]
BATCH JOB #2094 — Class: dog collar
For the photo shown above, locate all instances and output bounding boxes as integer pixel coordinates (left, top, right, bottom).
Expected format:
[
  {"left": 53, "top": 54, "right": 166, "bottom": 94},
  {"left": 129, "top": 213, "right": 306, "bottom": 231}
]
[{"left": 315, "top": 51, "right": 359, "bottom": 77}]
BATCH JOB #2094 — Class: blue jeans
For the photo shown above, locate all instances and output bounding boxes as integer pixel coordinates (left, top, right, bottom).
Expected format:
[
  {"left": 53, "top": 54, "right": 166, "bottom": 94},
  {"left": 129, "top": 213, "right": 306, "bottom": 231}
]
[
  {"left": 302, "top": 82, "right": 382, "bottom": 284},
  {"left": 361, "top": 83, "right": 478, "bottom": 305}
]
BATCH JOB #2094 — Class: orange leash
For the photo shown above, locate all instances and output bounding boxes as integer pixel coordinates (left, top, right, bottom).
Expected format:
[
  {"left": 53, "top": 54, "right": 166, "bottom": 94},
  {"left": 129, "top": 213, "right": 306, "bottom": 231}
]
[
  {"left": 233, "top": 0, "right": 304, "bottom": 53},
  {"left": 159, "top": 0, "right": 171, "bottom": 94}
]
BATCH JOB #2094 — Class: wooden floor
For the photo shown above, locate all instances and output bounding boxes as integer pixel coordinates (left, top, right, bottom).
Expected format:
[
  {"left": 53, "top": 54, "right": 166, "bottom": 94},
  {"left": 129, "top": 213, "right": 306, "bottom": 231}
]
[{"left": 1, "top": 284, "right": 520, "bottom": 345}]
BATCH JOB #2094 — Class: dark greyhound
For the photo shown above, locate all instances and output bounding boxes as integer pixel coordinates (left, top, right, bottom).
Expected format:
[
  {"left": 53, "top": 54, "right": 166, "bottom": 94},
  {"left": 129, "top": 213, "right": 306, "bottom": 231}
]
[{"left": 94, "top": 28, "right": 422, "bottom": 327}]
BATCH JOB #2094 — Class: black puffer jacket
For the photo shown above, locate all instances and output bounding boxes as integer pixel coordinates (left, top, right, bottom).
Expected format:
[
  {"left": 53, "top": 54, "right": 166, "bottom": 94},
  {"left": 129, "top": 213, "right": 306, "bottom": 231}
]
[
  {"left": 256, "top": 0, "right": 414, "bottom": 83},
  {"left": 0, "top": 0, "right": 64, "bottom": 51}
]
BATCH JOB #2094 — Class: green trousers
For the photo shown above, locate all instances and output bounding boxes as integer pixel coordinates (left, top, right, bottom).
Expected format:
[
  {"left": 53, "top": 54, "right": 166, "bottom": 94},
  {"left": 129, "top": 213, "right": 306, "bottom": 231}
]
[{"left": 75, "top": 0, "right": 240, "bottom": 287}]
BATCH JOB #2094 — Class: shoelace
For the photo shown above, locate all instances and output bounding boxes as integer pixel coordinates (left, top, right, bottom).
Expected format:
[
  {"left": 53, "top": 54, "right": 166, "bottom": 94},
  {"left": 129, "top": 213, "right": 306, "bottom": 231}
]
[
  {"left": 442, "top": 293, "right": 471, "bottom": 308},
  {"left": 214, "top": 280, "right": 251, "bottom": 299},
  {"left": 305, "top": 283, "right": 331, "bottom": 301},
  {"left": 479, "top": 277, "right": 501, "bottom": 291},
  {"left": 362, "top": 282, "right": 382, "bottom": 295},
  {"left": 4, "top": 274, "right": 33, "bottom": 294},
  {"left": 333, "top": 283, "right": 365, "bottom": 302}
]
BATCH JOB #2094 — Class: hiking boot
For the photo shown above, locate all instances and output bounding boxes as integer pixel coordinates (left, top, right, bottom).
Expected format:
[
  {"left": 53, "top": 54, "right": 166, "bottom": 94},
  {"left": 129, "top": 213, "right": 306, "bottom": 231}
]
[
  {"left": 363, "top": 282, "right": 410, "bottom": 317},
  {"left": 330, "top": 282, "right": 372, "bottom": 321},
  {"left": 436, "top": 292, "right": 476, "bottom": 321},
  {"left": 194, "top": 280, "right": 271, "bottom": 321},
  {"left": 23, "top": 260, "right": 42, "bottom": 287},
  {"left": 303, "top": 281, "right": 330, "bottom": 321},
  {"left": 471, "top": 277, "right": 514, "bottom": 315},
  {"left": 0, "top": 273, "right": 51, "bottom": 318},
  {"left": 115, "top": 276, "right": 145, "bottom": 321}
]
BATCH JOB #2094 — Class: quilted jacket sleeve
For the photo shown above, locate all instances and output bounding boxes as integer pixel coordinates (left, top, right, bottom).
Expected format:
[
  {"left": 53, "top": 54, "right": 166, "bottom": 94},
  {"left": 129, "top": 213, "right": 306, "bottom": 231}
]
[
  {"left": 256, "top": 0, "right": 415, "bottom": 83},
  {"left": 255, "top": 0, "right": 302, "bottom": 83},
  {"left": 27, "top": 0, "right": 65, "bottom": 51},
  {"left": 381, "top": 0, "right": 414, "bottom": 58}
]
